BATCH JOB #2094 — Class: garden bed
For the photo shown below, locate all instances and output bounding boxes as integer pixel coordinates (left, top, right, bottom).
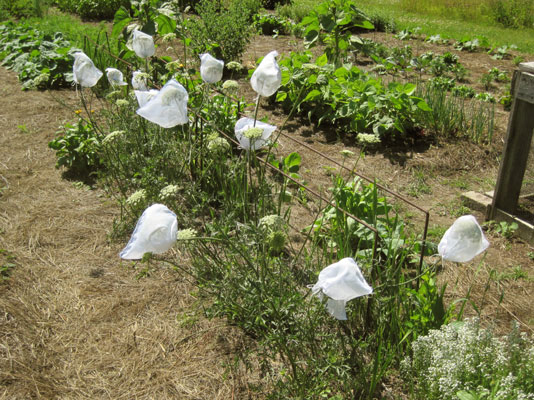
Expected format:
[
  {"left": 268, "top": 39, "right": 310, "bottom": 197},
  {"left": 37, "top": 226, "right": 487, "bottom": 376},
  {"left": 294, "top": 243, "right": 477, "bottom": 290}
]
[{"left": 1, "top": 5, "right": 534, "bottom": 398}]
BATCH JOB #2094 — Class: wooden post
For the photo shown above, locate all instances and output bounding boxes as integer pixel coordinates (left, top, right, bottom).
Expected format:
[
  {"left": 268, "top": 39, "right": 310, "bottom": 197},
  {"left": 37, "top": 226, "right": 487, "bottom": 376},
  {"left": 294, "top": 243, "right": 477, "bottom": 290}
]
[{"left": 490, "top": 62, "right": 534, "bottom": 219}]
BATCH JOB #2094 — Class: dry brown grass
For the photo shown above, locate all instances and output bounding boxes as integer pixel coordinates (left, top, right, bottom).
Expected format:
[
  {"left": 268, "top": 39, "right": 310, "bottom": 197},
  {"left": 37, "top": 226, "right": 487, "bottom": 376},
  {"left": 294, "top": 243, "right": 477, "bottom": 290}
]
[{"left": 0, "top": 67, "right": 259, "bottom": 399}]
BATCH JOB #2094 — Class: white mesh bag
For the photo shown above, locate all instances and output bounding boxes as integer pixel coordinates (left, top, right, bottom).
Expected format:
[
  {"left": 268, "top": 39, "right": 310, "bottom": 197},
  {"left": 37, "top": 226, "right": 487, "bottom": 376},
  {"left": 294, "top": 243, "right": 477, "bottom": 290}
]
[
  {"left": 132, "top": 70, "right": 148, "bottom": 91},
  {"left": 234, "top": 117, "right": 276, "bottom": 151},
  {"left": 311, "top": 257, "right": 373, "bottom": 320},
  {"left": 438, "top": 215, "right": 489, "bottom": 263},
  {"left": 73, "top": 52, "right": 103, "bottom": 88},
  {"left": 135, "top": 89, "right": 159, "bottom": 108},
  {"left": 250, "top": 50, "right": 281, "bottom": 97},
  {"left": 106, "top": 67, "right": 127, "bottom": 86},
  {"left": 132, "top": 30, "right": 155, "bottom": 58},
  {"left": 136, "top": 79, "right": 189, "bottom": 128},
  {"left": 200, "top": 53, "right": 224, "bottom": 84},
  {"left": 120, "top": 204, "right": 178, "bottom": 260}
]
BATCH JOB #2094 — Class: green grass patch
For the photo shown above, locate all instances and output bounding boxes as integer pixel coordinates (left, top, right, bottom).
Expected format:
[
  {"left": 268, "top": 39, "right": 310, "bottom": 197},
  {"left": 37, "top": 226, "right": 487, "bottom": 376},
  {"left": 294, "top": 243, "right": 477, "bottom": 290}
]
[
  {"left": 23, "top": 8, "right": 110, "bottom": 48},
  {"left": 355, "top": 0, "right": 534, "bottom": 53}
]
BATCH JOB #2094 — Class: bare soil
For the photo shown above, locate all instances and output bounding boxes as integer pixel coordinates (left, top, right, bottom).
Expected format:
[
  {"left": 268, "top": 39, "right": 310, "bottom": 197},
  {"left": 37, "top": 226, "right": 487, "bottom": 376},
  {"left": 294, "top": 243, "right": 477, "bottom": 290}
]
[
  {"left": 0, "top": 28, "right": 533, "bottom": 399},
  {"left": 0, "top": 68, "right": 256, "bottom": 399}
]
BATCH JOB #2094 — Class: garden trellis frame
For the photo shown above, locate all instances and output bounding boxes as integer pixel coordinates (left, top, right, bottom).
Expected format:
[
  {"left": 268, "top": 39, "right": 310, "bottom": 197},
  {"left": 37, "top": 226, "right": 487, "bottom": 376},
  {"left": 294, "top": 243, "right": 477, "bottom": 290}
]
[
  {"left": 84, "top": 33, "right": 432, "bottom": 281},
  {"left": 490, "top": 62, "right": 534, "bottom": 244}
]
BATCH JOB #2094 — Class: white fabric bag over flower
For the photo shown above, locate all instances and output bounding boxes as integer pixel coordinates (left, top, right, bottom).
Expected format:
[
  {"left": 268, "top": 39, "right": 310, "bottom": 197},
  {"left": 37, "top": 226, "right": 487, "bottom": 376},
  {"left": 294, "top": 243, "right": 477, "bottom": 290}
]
[
  {"left": 438, "top": 215, "right": 489, "bottom": 263},
  {"left": 136, "top": 79, "right": 189, "bottom": 128},
  {"left": 120, "top": 204, "right": 178, "bottom": 260},
  {"left": 250, "top": 50, "right": 281, "bottom": 97},
  {"left": 312, "top": 257, "right": 373, "bottom": 320},
  {"left": 132, "top": 30, "right": 155, "bottom": 58},
  {"left": 132, "top": 70, "right": 148, "bottom": 91},
  {"left": 72, "top": 52, "right": 102, "bottom": 88},
  {"left": 135, "top": 89, "right": 159, "bottom": 108},
  {"left": 199, "top": 53, "right": 224, "bottom": 84},
  {"left": 234, "top": 117, "right": 276, "bottom": 151},
  {"left": 106, "top": 67, "right": 127, "bottom": 86}
]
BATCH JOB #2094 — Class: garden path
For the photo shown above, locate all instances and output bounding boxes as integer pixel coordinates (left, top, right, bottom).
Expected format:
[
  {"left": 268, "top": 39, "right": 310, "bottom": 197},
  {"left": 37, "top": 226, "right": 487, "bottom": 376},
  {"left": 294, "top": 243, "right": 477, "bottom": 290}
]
[{"left": 0, "top": 67, "right": 252, "bottom": 399}]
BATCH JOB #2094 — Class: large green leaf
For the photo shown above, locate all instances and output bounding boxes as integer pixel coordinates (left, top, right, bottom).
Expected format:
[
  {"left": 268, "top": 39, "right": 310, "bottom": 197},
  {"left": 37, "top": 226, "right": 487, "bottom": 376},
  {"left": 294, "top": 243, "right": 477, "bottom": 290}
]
[
  {"left": 155, "top": 14, "right": 176, "bottom": 36},
  {"left": 112, "top": 6, "right": 132, "bottom": 38}
]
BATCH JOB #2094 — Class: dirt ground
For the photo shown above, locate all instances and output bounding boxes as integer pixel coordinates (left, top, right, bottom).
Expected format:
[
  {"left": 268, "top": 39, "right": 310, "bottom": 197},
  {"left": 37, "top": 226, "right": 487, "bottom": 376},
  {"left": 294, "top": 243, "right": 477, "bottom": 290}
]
[
  {"left": 1, "top": 28, "right": 534, "bottom": 399},
  {"left": 239, "top": 33, "right": 534, "bottom": 335},
  {"left": 0, "top": 68, "right": 256, "bottom": 398}
]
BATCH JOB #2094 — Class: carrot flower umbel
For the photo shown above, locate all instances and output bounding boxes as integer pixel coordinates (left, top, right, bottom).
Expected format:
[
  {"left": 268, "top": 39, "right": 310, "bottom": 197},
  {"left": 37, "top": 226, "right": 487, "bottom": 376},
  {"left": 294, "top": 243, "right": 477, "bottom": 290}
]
[{"left": 234, "top": 117, "right": 276, "bottom": 151}]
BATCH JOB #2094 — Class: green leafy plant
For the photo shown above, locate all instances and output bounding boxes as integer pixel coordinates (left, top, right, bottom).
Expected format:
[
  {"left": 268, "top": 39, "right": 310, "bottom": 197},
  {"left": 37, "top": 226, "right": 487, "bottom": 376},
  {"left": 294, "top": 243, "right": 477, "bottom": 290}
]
[
  {"left": 488, "top": 220, "right": 518, "bottom": 239},
  {"left": 48, "top": 119, "right": 102, "bottom": 179},
  {"left": 299, "top": 0, "right": 374, "bottom": 67},
  {"left": 0, "top": 22, "right": 77, "bottom": 90},
  {"left": 417, "top": 83, "right": 495, "bottom": 143},
  {"left": 0, "top": 0, "right": 44, "bottom": 18},
  {"left": 454, "top": 36, "right": 490, "bottom": 52},
  {"left": 0, "top": 249, "right": 16, "bottom": 281},
  {"left": 490, "top": 44, "right": 518, "bottom": 60},
  {"left": 276, "top": 51, "right": 431, "bottom": 141},
  {"left": 253, "top": 12, "right": 295, "bottom": 36},
  {"left": 186, "top": 0, "right": 255, "bottom": 62},
  {"left": 55, "top": 0, "right": 129, "bottom": 19},
  {"left": 487, "top": 0, "right": 534, "bottom": 29}
]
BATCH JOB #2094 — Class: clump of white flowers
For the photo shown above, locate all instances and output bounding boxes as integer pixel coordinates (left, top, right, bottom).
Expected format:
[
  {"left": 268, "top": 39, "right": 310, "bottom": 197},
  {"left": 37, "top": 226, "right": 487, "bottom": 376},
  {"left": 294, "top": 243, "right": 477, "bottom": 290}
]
[
  {"left": 126, "top": 189, "right": 147, "bottom": 208},
  {"left": 207, "top": 137, "right": 231, "bottom": 153},
  {"left": 116, "top": 99, "right": 130, "bottom": 107},
  {"left": 177, "top": 228, "right": 197, "bottom": 240},
  {"left": 259, "top": 214, "right": 286, "bottom": 233},
  {"left": 243, "top": 127, "right": 263, "bottom": 140},
  {"left": 106, "top": 90, "right": 122, "bottom": 100},
  {"left": 102, "top": 130, "right": 125, "bottom": 146},
  {"left": 159, "top": 184, "right": 180, "bottom": 201},
  {"left": 401, "top": 318, "right": 534, "bottom": 400},
  {"left": 357, "top": 133, "right": 381, "bottom": 145},
  {"left": 162, "top": 33, "right": 177, "bottom": 42},
  {"left": 259, "top": 214, "right": 287, "bottom": 254},
  {"left": 340, "top": 149, "right": 355, "bottom": 157},
  {"left": 222, "top": 80, "right": 239, "bottom": 92},
  {"left": 226, "top": 61, "right": 243, "bottom": 72},
  {"left": 34, "top": 73, "right": 50, "bottom": 87}
]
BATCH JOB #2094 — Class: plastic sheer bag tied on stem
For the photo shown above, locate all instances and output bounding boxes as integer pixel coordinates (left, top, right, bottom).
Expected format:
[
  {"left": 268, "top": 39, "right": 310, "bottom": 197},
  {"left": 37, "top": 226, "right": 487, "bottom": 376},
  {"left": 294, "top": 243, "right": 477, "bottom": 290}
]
[{"left": 120, "top": 204, "right": 178, "bottom": 260}]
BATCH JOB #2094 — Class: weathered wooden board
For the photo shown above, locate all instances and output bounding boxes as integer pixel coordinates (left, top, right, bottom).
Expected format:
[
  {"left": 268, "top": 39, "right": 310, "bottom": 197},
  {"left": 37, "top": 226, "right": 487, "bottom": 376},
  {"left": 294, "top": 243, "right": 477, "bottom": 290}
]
[{"left": 516, "top": 72, "right": 534, "bottom": 104}]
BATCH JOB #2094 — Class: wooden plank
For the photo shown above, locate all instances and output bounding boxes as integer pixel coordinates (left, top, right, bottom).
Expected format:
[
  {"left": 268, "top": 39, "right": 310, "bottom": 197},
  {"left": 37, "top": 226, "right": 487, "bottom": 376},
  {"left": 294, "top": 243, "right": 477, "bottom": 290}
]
[
  {"left": 493, "top": 208, "right": 534, "bottom": 245},
  {"left": 491, "top": 70, "right": 534, "bottom": 216},
  {"left": 516, "top": 72, "right": 534, "bottom": 104},
  {"left": 519, "top": 61, "right": 534, "bottom": 74}
]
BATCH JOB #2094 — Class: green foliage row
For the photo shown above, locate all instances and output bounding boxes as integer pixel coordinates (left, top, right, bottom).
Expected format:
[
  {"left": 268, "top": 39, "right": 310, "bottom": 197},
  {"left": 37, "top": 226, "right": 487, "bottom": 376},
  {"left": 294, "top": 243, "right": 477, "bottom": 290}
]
[
  {"left": 54, "top": 0, "right": 130, "bottom": 20},
  {"left": 276, "top": 51, "right": 431, "bottom": 140},
  {"left": 186, "top": 0, "right": 258, "bottom": 62},
  {"left": 0, "top": 0, "right": 39, "bottom": 19},
  {"left": 487, "top": 0, "right": 534, "bottom": 29},
  {"left": 0, "top": 22, "right": 77, "bottom": 89}
]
